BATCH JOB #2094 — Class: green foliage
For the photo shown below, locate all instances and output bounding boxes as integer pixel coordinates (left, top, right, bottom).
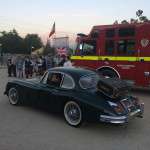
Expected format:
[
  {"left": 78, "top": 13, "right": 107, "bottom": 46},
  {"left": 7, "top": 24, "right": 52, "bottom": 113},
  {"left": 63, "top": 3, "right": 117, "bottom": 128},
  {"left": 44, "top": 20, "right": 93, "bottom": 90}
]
[
  {"left": 139, "top": 16, "right": 149, "bottom": 22},
  {"left": 121, "top": 20, "right": 129, "bottom": 24},
  {"left": 0, "top": 29, "right": 43, "bottom": 54},
  {"left": 136, "top": 10, "right": 149, "bottom": 22},
  {"left": 68, "top": 48, "right": 74, "bottom": 55},
  {"left": 0, "top": 29, "right": 24, "bottom": 54},
  {"left": 43, "top": 40, "right": 55, "bottom": 56},
  {"left": 119, "top": 10, "right": 149, "bottom": 24},
  {"left": 130, "top": 18, "right": 138, "bottom": 24},
  {"left": 24, "top": 34, "right": 43, "bottom": 54}
]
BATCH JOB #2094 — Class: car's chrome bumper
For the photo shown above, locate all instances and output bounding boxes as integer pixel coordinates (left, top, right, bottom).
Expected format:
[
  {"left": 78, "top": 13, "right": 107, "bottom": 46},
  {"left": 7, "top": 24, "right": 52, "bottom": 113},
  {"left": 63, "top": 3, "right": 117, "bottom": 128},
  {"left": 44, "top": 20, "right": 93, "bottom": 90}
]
[{"left": 100, "top": 103, "right": 144, "bottom": 124}]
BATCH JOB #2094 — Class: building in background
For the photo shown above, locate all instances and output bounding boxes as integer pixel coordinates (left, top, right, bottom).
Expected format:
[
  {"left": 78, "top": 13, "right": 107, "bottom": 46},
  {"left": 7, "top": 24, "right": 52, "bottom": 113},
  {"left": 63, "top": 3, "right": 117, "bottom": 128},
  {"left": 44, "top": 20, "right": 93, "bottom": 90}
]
[{"left": 53, "top": 37, "right": 69, "bottom": 56}]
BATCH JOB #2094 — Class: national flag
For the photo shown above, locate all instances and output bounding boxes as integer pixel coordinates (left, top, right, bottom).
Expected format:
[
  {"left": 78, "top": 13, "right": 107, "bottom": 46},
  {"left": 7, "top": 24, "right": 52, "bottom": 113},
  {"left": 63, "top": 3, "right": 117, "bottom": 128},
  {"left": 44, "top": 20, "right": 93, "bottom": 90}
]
[
  {"left": 49, "top": 22, "right": 55, "bottom": 38},
  {"left": 56, "top": 47, "right": 67, "bottom": 56}
]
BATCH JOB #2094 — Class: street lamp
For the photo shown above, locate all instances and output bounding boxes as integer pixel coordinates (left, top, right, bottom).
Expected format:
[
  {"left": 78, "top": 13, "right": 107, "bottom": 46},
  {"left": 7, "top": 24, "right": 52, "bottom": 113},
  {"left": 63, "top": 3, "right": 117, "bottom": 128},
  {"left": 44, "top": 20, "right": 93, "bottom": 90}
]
[{"left": 30, "top": 46, "right": 34, "bottom": 55}]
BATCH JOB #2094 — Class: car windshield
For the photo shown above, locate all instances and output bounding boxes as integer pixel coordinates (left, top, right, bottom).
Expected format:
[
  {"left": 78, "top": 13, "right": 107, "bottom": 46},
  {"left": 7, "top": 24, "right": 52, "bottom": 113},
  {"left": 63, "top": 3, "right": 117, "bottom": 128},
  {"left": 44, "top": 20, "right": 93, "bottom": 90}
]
[{"left": 79, "top": 74, "right": 100, "bottom": 89}]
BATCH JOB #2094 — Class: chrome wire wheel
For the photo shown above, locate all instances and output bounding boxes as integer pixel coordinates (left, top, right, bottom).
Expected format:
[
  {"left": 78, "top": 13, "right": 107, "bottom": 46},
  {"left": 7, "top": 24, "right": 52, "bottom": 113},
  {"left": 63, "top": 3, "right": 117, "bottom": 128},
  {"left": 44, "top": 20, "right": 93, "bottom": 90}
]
[
  {"left": 8, "top": 88, "right": 19, "bottom": 105},
  {"left": 64, "top": 101, "right": 82, "bottom": 127}
]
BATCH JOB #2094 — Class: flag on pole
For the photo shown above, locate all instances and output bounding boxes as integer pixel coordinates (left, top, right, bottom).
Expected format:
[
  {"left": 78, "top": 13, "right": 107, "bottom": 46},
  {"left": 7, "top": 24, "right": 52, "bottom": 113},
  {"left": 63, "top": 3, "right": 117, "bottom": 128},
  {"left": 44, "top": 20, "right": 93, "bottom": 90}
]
[{"left": 49, "top": 22, "right": 55, "bottom": 38}]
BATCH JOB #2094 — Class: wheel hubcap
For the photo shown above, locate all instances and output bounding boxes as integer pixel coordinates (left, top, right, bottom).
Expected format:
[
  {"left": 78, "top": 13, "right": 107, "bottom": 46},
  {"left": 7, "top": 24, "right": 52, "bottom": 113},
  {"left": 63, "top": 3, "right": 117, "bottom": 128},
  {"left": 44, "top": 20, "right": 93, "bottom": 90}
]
[
  {"left": 9, "top": 88, "right": 18, "bottom": 105},
  {"left": 64, "top": 102, "right": 81, "bottom": 126}
]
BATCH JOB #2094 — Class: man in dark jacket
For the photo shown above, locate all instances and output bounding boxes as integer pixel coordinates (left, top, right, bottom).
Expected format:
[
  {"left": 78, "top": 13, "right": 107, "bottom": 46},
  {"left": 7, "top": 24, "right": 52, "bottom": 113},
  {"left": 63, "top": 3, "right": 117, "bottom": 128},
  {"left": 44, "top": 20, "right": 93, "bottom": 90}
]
[{"left": 7, "top": 58, "right": 12, "bottom": 77}]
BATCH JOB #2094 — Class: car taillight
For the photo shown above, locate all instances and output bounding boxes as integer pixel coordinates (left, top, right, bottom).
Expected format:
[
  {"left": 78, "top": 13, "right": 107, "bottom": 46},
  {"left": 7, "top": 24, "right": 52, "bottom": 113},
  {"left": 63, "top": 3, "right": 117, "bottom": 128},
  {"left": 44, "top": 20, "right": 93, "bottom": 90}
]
[{"left": 114, "top": 103, "right": 125, "bottom": 114}]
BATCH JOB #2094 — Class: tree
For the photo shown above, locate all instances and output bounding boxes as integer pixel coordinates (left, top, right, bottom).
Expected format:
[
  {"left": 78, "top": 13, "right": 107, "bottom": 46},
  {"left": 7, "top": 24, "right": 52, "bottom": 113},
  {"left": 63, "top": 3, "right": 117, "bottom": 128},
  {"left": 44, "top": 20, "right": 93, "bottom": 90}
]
[
  {"left": 0, "top": 29, "right": 24, "bottom": 54},
  {"left": 113, "top": 20, "right": 118, "bottom": 24},
  {"left": 43, "top": 39, "right": 55, "bottom": 56},
  {"left": 121, "top": 20, "right": 129, "bottom": 24},
  {"left": 24, "top": 34, "right": 43, "bottom": 54},
  {"left": 130, "top": 18, "right": 138, "bottom": 24},
  {"left": 0, "top": 30, "right": 44, "bottom": 54},
  {"left": 139, "top": 16, "right": 149, "bottom": 22},
  {"left": 136, "top": 9, "right": 149, "bottom": 23},
  {"left": 117, "top": 10, "right": 149, "bottom": 24}
]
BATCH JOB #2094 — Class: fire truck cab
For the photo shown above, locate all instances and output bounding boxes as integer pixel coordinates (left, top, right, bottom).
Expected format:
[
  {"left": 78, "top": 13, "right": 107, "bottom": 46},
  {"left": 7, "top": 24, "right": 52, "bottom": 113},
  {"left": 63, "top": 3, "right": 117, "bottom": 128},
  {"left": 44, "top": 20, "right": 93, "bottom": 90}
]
[{"left": 71, "top": 23, "right": 150, "bottom": 87}]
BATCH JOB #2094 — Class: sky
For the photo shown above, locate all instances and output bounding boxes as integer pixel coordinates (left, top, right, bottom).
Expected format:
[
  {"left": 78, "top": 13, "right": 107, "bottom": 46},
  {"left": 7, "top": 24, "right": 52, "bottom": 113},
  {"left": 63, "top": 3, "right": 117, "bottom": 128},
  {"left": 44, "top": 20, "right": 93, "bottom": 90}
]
[{"left": 0, "top": 0, "right": 150, "bottom": 43}]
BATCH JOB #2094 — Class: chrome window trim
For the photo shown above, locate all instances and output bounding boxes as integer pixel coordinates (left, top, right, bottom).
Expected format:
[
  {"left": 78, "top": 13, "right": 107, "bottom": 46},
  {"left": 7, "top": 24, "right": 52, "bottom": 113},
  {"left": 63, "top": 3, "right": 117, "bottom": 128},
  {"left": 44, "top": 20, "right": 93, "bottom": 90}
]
[
  {"left": 61, "top": 74, "right": 75, "bottom": 89},
  {"left": 42, "top": 70, "right": 75, "bottom": 90},
  {"left": 40, "top": 71, "right": 48, "bottom": 84}
]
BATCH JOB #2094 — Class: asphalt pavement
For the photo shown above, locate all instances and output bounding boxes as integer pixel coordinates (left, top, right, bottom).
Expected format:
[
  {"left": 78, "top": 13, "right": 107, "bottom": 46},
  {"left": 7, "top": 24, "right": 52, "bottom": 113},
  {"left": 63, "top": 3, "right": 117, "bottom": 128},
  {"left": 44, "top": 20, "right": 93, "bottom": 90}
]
[{"left": 0, "top": 68, "right": 150, "bottom": 150}]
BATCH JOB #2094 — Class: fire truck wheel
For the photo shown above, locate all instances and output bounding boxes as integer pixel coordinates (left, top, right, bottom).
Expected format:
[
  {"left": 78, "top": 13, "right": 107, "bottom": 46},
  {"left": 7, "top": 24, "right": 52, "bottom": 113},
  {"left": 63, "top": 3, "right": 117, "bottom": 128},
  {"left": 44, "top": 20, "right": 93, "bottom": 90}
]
[{"left": 98, "top": 69, "right": 119, "bottom": 78}]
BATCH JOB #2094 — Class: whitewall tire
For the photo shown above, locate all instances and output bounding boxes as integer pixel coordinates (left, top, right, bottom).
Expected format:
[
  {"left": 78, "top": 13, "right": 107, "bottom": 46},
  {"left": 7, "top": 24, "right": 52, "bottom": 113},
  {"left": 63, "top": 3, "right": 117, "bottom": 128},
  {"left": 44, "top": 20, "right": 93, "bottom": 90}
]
[
  {"left": 64, "top": 101, "right": 82, "bottom": 127},
  {"left": 8, "top": 87, "right": 20, "bottom": 105}
]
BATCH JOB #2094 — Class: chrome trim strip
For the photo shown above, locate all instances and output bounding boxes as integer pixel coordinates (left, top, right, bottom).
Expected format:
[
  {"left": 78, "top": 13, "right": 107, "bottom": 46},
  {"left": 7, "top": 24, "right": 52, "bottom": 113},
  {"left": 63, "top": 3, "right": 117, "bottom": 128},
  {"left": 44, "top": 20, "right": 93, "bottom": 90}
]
[
  {"left": 42, "top": 70, "right": 76, "bottom": 90},
  {"left": 100, "top": 106, "right": 144, "bottom": 124},
  {"left": 100, "top": 115, "right": 127, "bottom": 120},
  {"left": 100, "top": 115, "right": 127, "bottom": 124}
]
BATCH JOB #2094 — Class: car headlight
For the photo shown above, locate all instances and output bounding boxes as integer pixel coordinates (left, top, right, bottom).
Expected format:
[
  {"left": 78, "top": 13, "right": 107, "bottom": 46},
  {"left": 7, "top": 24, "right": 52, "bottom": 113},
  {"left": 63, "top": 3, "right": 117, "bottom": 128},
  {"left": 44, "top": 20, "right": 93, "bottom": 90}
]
[{"left": 108, "top": 101, "right": 125, "bottom": 115}]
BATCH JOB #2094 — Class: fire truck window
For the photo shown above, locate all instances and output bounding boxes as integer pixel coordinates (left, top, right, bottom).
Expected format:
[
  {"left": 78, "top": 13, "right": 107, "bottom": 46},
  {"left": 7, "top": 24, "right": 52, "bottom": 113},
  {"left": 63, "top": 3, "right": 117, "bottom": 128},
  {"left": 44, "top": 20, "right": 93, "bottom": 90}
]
[
  {"left": 81, "top": 41, "right": 96, "bottom": 55},
  {"left": 117, "top": 40, "right": 135, "bottom": 56},
  {"left": 127, "top": 40, "right": 135, "bottom": 55},
  {"left": 119, "top": 28, "right": 135, "bottom": 37},
  {"left": 105, "top": 40, "right": 115, "bottom": 55},
  {"left": 106, "top": 29, "right": 115, "bottom": 38},
  {"left": 91, "top": 30, "right": 100, "bottom": 38}
]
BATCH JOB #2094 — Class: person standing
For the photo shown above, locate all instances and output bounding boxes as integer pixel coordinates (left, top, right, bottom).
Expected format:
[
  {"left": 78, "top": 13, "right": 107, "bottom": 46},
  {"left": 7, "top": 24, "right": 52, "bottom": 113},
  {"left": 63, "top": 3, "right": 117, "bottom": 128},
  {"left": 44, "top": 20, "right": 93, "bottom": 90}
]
[
  {"left": 16, "top": 56, "right": 24, "bottom": 78},
  {"left": 24, "top": 57, "right": 31, "bottom": 78},
  {"left": 32, "top": 57, "right": 38, "bottom": 77},
  {"left": 7, "top": 57, "right": 12, "bottom": 77},
  {"left": 29, "top": 58, "right": 34, "bottom": 77},
  {"left": 42, "top": 56, "right": 47, "bottom": 74},
  {"left": 58, "top": 56, "right": 66, "bottom": 67},
  {"left": 37, "top": 56, "right": 43, "bottom": 75},
  {"left": 63, "top": 56, "right": 73, "bottom": 67},
  {"left": 11, "top": 56, "right": 17, "bottom": 77}
]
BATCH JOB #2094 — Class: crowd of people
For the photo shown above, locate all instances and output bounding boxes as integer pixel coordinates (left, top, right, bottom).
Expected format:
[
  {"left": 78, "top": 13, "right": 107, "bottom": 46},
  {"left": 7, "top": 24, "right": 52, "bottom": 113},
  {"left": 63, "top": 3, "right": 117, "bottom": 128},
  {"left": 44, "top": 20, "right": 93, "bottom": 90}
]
[{"left": 7, "top": 55, "right": 73, "bottom": 78}]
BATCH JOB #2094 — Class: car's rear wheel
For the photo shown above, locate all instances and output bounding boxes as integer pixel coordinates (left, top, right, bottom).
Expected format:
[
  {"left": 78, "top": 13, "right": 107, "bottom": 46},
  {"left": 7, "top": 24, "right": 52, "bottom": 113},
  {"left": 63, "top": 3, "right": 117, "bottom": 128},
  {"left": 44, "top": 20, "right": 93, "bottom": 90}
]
[
  {"left": 64, "top": 101, "right": 82, "bottom": 127},
  {"left": 8, "top": 87, "right": 20, "bottom": 105}
]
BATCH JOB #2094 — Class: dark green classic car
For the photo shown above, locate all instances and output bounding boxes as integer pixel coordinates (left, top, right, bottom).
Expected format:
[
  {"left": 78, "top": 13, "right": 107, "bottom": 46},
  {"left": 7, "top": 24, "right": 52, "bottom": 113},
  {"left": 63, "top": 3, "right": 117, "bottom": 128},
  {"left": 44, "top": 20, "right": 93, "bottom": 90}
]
[{"left": 4, "top": 67, "right": 144, "bottom": 127}]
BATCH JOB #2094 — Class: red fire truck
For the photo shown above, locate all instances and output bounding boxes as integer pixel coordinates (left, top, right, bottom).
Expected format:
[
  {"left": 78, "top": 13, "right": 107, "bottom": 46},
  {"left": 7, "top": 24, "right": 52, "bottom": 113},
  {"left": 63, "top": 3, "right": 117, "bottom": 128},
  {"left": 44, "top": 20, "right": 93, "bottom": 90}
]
[{"left": 71, "top": 22, "right": 150, "bottom": 87}]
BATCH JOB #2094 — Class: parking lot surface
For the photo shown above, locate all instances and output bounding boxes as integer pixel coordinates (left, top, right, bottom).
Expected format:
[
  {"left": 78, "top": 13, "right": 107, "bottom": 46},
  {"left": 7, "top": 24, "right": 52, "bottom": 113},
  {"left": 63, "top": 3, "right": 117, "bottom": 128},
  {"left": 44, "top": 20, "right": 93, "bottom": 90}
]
[{"left": 0, "top": 68, "right": 150, "bottom": 150}]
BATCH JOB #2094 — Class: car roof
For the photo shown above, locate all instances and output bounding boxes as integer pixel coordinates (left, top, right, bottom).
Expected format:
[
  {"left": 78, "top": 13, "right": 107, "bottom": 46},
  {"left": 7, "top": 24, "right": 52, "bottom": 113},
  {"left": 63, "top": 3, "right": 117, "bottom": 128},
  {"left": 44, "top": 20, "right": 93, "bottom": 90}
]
[{"left": 48, "top": 67, "right": 96, "bottom": 78}]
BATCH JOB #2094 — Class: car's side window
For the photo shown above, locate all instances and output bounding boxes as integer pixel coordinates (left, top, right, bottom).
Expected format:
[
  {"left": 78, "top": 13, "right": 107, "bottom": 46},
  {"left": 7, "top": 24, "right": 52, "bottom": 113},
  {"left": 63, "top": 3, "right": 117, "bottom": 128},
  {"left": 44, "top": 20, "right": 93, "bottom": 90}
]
[
  {"left": 47, "top": 72, "right": 63, "bottom": 87},
  {"left": 61, "top": 74, "right": 75, "bottom": 89}
]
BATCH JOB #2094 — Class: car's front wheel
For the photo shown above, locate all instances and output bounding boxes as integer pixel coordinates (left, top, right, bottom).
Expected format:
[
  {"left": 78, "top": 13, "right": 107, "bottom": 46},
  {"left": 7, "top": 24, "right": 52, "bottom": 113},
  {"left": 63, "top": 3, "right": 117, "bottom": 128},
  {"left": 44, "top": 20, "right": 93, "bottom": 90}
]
[
  {"left": 8, "top": 87, "right": 20, "bottom": 105},
  {"left": 64, "top": 101, "right": 82, "bottom": 127}
]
